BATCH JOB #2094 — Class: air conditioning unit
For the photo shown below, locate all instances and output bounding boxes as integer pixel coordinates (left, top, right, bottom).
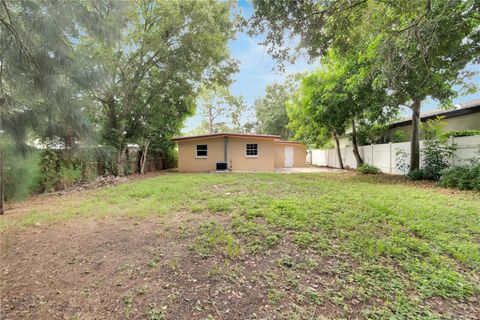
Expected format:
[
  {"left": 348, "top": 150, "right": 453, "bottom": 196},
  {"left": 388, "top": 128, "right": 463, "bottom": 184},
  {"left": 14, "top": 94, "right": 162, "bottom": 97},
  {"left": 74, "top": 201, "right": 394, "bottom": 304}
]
[{"left": 216, "top": 162, "right": 228, "bottom": 171}]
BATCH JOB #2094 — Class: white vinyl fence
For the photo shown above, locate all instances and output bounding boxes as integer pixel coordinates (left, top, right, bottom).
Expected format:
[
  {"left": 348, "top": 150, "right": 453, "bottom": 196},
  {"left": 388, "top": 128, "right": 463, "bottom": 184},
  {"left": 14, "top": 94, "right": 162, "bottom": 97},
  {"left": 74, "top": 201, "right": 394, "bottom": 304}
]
[{"left": 307, "top": 135, "right": 480, "bottom": 174}]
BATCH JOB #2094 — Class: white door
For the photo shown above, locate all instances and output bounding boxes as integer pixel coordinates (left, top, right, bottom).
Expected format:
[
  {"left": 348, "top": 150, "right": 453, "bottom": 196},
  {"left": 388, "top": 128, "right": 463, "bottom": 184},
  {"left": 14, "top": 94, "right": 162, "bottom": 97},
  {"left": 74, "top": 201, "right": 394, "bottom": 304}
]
[{"left": 284, "top": 146, "right": 294, "bottom": 168}]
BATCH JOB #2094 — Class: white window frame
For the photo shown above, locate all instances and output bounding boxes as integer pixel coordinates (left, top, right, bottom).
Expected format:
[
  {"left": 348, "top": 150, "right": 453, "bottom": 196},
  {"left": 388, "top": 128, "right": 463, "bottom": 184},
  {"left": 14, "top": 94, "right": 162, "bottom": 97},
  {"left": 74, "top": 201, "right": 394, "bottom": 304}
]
[
  {"left": 196, "top": 144, "right": 208, "bottom": 158},
  {"left": 245, "top": 143, "right": 258, "bottom": 158}
]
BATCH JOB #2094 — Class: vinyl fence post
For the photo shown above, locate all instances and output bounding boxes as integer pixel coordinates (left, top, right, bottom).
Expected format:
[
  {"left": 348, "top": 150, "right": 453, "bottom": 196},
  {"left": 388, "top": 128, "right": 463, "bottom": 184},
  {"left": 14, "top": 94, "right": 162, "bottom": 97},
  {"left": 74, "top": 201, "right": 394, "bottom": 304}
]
[
  {"left": 371, "top": 144, "right": 374, "bottom": 165},
  {"left": 389, "top": 142, "right": 392, "bottom": 173}
]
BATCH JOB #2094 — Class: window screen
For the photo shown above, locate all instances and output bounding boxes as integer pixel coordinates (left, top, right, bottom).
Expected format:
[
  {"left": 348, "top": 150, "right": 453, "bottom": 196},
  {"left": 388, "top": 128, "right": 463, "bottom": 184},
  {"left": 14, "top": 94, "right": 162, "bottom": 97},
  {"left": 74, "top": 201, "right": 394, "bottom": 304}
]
[
  {"left": 246, "top": 143, "right": 258, "bottom": 156},
  {"left": 196, "top": 144, "right": 208, "bottom": 157}
]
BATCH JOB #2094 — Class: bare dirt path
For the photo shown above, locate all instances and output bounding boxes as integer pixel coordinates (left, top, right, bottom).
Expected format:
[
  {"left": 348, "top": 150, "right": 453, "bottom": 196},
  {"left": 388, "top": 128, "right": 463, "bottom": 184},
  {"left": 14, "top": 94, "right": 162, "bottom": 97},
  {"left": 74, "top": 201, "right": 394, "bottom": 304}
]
[{"left": 0, "top": 212, "right": 286, "bottom": 319}]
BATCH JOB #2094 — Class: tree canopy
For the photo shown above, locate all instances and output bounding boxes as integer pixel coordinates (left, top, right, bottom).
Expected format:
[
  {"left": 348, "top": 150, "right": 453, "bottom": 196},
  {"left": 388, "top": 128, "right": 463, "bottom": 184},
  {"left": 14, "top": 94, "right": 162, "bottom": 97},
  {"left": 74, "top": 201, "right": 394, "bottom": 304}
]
[
  {"left": 0, "top": 0, "right": 240, "bottom": 212},
  {"left": 255, "top": 77, "right": 299, "bottom": 140},
  {"left": 251, "top": 0, "right": 480, "bottom": 171}
]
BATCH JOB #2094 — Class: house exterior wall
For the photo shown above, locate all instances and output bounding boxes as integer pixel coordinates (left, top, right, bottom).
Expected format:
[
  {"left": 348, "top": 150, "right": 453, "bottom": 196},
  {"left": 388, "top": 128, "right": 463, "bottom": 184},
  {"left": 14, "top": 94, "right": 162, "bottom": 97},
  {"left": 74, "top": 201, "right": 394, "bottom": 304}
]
[
  {"left": 228, "top": 137, "right": 275, "bottom": 172},
  {"left": 274, "top": 144, "right": 284, "bottom": 168},
  {"left": 176, "top": 136, "right": 307, "bottom": 172},
  {"left": 274, "top": 143, "right": 307, "bottom": 168},
  {"left": 177, "top": 137, "right": 225, "bottom": 172},
  {"left": 177, "top": 137, "right": 276, "bottom": 172}
]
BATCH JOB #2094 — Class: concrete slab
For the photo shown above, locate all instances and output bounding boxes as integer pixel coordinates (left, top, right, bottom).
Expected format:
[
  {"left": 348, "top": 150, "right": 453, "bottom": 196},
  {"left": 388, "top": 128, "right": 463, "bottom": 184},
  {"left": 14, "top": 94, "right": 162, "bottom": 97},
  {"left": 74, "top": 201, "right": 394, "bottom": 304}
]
[{"left": 274, "top": 166, "right": 346, "bottom": 173}]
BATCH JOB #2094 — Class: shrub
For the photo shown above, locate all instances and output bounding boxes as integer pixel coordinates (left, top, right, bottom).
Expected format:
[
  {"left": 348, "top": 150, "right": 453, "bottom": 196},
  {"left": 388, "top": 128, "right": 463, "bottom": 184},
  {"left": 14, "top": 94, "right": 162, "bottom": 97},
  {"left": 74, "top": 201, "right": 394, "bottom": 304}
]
[
  {"left": 421, "top": 119, "right": 456, "bottom": 180},
  {"left": 439, "top": 160, "right": 480, "bottom": 191},
  {"left": 40, "top": 149, "right": 82, "bottom": 192},
  {"left": 407, "top": 168, "right": 426, "bottom": 181},
  {"left": 357, "top": 163, "right": 382, "bottom": 175},
  {"left": 1, "top": 140, "right": 41, "bottom": 202},
  {"left": 391, "top": 130, "right": 408, "bottom": 143},
  {"left": 58, "top": 166, "right": 82, "bottom": 190},
  {"left": 442, "top": 130, "right": 480, "bottom": 138}
]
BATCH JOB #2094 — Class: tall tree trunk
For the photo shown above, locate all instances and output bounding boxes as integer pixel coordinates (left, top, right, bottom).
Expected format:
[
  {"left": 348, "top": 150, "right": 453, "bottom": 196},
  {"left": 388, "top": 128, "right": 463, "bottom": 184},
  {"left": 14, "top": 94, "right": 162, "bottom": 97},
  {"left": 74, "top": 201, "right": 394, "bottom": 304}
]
[
  {"left": 409, "top": 99, "right": 421, "bottom": 172},
  {"left": 351, "top": 119, "right": 363, "bottom": 167},
  {"left": 140, "top": 141, "right": 150, "bottom": 174},
  {"left": 333, "top": 130, "right": 344, "bottom": 169}
]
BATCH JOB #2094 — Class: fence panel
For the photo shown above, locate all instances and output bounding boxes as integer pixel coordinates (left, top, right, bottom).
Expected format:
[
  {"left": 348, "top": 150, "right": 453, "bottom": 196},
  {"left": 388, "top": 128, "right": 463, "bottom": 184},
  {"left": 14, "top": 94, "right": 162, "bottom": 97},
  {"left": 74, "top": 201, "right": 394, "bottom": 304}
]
[
  {"left": 328, "top": 148, "right": 337, "bottom": 167},
  {"left": 309, "top": 135, "right": 480, "bottom": 174},
  {"left": 344, "top": 146, "right": 356, "bottom": 168},
  {"left": 372, "top": 143, "right": 392, "bottom": 173},
  {"left": 391, "top": 142, "right": 411, "bottom": 174},
  {"left": 453, "top": 136, "right": 480, "bottom": 165}
]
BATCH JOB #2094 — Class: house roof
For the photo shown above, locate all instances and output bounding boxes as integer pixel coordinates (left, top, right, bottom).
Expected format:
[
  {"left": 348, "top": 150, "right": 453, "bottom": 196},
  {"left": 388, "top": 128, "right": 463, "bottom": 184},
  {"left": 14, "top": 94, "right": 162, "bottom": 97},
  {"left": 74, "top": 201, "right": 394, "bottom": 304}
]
[
  {"left": 389, "top": 99, "right": 480, "bottom": 129},
  {"left": 171, "top": 133, "right": 282, "bottom": 141},
  {"left": 172, "top": 133, "right": 305, "bottom": 145},
  {"left": 273, "top": 140, "right": 304, "bottom": 145}
]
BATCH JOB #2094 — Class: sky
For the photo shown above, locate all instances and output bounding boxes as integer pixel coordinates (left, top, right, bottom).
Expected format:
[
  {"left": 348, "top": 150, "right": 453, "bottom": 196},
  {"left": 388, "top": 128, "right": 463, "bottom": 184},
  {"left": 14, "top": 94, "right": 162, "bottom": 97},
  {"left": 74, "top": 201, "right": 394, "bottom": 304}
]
[{"left": 182, "top": 0, "right": 480, "bottom": 133}]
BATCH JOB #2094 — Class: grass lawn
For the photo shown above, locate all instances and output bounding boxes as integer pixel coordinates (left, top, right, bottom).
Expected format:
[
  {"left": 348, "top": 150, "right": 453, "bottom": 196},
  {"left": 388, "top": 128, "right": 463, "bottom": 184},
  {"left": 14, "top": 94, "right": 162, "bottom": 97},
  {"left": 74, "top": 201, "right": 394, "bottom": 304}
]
[{"left": 1, "top": 172, "right": 479, "bottom": 319}]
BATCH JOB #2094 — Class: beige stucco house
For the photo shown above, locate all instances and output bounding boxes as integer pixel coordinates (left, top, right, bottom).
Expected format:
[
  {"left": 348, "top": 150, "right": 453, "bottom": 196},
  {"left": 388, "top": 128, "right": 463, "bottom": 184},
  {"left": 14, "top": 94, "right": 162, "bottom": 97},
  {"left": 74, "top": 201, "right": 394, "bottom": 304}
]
[
  {"left": 172, "top": 133, "right": 307, "bottom": 172},
  {"left": 339, "top": 99, "right": 480, "bottom": 147},
  {"left": 386, "top": 99, "right": 480, "bottom": 142}
]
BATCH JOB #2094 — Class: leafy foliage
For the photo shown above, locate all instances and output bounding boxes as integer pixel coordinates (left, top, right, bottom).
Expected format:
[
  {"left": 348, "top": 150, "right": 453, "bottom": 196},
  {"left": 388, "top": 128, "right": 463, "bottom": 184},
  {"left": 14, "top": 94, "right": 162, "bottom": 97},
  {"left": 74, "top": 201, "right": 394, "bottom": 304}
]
[
  {"left": 407, "top": 169, "right": 426, "bottom": 181},
  {"left": 439, "top": 159, "right": 480, "bottom": 191},
  {"left": 195, "top": 84, "right": 245, "bottom": 134},
  {"left": 0, "top": 0, "right": 240, "bottom": 210},
  {"left": 84, "top": 0, "right": 238, "bottom": 175},
  {"left": 255, "top": 77, "right": 298, "bottom": 139},
  {"left": 442, "top": 130, "right": 480, "bottom": 138},
  {"left": 39, "top": 149, "right": 82, "bottom": 192},
  {"left": 357, "top": 163, "right": 381, "bottom": 175},
  {"left": 0, "top": 139, "right": 40, "bottom": 201},
  {"left": 250, "top": 0, "right": 480, "bottom": 171},
  {"left": 421, "top": 119, "right": 456, "bottom": 180}
]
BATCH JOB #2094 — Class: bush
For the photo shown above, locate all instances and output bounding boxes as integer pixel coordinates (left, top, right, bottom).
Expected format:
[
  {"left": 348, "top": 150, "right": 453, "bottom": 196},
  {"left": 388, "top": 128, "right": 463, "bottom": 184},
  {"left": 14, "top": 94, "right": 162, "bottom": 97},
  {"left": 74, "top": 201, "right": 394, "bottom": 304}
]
[
  {"left": 1, "top": 141, "right": 41, "bottom": 202},
  {"left": 439, "top": 161, "right": 480, "bottom": 191},
  {"left": 357, "top": 163, "right": 382, "bottom": 175},
  {"left": 40, "top": 149, "right": 82, "bottom": 192},
  {"left": 407, "top": 168, "right": 426, "bottom": 181},
  {"left": 58, "top": 166, "right": 82, "bottom": 190},
  {"left": 442, "top": 130, "right": 480, "bottom": 138},
  {"left": 421, "top": 119, "right": 456, "bottom": 180}
]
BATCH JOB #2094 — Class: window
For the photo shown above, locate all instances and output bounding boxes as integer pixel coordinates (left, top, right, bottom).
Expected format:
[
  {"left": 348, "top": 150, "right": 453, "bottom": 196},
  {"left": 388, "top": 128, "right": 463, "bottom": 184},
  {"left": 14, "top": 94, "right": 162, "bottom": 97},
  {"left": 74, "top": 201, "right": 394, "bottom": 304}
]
[
  {"left": 196, "top": 144, "right": 208, "bottom": 158},
  {"left": 246, "top": 143, "right": 258, "bottom": 157}
]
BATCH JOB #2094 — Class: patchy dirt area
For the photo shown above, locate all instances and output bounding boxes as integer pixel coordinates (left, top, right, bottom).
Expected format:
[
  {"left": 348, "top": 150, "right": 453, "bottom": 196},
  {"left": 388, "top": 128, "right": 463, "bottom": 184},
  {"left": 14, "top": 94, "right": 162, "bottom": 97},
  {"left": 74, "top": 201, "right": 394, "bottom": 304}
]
[
  {"left": 1, "top": 173, "right": 479, "bottom": 319},
  {"left": 0, "top": 213, "right": 340, "bottom": 320}
]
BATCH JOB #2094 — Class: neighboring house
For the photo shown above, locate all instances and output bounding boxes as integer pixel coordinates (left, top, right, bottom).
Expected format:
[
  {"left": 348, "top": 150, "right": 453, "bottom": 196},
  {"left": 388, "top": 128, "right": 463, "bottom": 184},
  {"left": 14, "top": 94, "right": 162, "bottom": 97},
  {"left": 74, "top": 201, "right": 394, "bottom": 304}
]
[
  {"left": 339, "top": 99, "right": 480, "bottom": 147},
  {"left": 387, "top": 99, "right": 480, "bottom": 142},
  {"left": 172, "top": 133, "right": 306, "bottom": 172}
]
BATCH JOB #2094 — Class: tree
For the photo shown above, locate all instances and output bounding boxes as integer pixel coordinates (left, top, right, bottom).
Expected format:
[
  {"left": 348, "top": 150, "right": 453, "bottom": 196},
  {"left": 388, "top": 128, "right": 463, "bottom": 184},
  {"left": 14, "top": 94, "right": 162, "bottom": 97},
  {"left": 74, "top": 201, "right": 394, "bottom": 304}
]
[
  {"left": 288, "top": 50, "right": 391, "bottom": 168},
  {"left": 0, "top": 0, "right": 122, "bottom": 149},
  {"left": 374, "top": 0, "right": 479, "bottom": 172},
  {"left": 288, "top": 65, "right": 352, "bottom": 169},
  {"left": 249, "top": 0, "right": 371, "bottom": 69},
  {"left": 339, "top": 47, "right": 394, "bottom": 166},
  {"left": 133, "top": 73, "right": 196, "bottom": 174},
  {"left": 1, "top": 0, "right": 120, "bottom": 213},
  {"left": 196, "top": 84, "right": 245, "bottom": 135},
  {"left": 85, "top": 0, "right": 238, "bottom": 175},
  {"left": 255, "top": 77, "right": 298, "bottom": 140},
  {"left": 250, "top": 0, "right": 480, "bottom": 173}
]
